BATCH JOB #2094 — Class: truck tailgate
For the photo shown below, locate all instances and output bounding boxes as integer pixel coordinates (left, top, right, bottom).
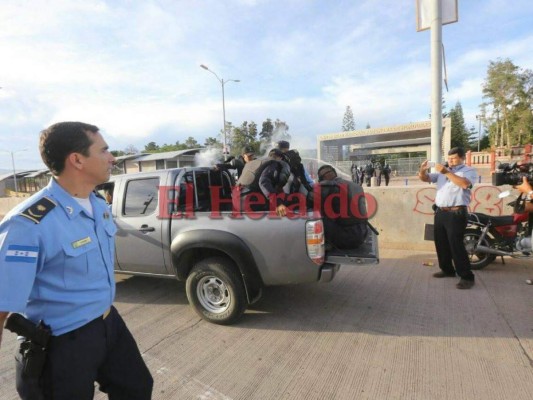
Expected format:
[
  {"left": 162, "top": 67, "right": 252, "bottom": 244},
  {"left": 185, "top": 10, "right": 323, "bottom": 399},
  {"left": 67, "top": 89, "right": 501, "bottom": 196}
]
[{"left": 325, "top": 230, "right": 379, "bottom": 265}]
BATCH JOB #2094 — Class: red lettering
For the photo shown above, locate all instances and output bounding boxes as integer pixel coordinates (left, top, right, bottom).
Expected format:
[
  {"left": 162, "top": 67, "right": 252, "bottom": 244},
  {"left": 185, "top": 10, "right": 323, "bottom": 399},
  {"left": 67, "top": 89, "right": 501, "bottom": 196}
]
[
  {"left": 244, "top": 193, "right": 267, "bottom": 220},
  {"left": 209, "top": 185, "right": 233, "bottom": 219},
  {"left": 158, "top": 185, "right": 195, "bottom": 219},
  {"left": 349, "top": 193, "right": 368, "bottom": 219},
  {"left": 285, "top": 193, "right": 307, "bottom": 219}
]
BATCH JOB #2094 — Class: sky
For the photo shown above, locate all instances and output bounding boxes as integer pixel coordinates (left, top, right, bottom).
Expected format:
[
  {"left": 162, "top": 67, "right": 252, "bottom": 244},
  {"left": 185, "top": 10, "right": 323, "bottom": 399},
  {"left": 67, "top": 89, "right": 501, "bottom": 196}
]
[{"left": 0, "top": 0, "right": 532, "bottom": 170}]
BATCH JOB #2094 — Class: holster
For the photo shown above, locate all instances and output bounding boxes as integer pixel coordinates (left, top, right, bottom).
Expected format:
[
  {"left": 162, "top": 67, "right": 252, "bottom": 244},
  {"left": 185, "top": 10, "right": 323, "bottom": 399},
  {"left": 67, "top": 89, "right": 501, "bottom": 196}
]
[{"left": 19, "top": 339, "right": 48, "bottom": 378}]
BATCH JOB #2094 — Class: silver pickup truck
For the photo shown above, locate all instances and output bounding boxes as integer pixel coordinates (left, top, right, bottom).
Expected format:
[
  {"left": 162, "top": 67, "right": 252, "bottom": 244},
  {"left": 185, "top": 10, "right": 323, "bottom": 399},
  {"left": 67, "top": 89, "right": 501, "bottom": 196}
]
[{"left": 97, "top": 167, "right": 379, "bottom": 324}]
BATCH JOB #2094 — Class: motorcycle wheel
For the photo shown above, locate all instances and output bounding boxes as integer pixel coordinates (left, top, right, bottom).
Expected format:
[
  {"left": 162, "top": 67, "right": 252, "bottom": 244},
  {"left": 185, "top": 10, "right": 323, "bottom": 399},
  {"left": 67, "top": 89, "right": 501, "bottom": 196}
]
[{"left": 463, "top": 228, "right": 497, "bottom": 270}]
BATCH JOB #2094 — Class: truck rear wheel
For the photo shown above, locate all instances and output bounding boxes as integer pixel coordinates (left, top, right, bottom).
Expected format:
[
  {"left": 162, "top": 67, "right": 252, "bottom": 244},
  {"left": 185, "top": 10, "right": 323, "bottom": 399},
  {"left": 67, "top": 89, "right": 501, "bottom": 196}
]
[{"left": 186, "top": 257, "right": 247, "bottom": 325}]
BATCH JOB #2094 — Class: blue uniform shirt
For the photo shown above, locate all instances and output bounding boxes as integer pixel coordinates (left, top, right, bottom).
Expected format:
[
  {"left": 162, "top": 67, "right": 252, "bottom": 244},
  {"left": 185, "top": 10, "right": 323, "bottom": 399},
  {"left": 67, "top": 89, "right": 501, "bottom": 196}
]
[
  {"left": 0, "top": 178, "right": 116, "bottom": 335},
  {"left": 428, "top": 164, "right": 478, "bottom": 207}
]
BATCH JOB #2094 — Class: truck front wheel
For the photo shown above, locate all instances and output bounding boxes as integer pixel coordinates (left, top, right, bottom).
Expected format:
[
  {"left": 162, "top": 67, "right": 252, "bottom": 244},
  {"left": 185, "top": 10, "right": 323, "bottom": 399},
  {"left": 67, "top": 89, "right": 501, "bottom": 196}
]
[{"left": 186, "top": 257, "right": 247, "bottom": 325}]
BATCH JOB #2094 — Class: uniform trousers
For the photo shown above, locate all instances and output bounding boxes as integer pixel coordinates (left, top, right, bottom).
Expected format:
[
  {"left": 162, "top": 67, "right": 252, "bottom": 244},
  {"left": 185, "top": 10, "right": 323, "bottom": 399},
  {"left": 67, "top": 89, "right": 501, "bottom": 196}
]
[
  {"left": 434, "top": 207, "right": 475, "bottom": 281},
  {"left": 16, "top": 306, "right": 153, "bottom": 400}
]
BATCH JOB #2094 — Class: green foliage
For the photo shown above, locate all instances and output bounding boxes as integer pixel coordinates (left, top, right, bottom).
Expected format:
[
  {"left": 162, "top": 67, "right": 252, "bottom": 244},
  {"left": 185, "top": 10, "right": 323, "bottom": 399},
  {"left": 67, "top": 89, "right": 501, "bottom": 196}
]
[
  {"left": 481, "top": 58, "right": 533, "bottom": 148},
  {"left": 449, "top": 102, "right": 470, "bottom": 149},
  {"left": 142, "top": 117, "right": 289, "bottom": 157},
  {"left": 342, "top": 106, "right": 356, "bottom": 131},
  {"left": 260, "top": 118, "right": 274, "bottom": 141},
  {"left": 204, "top": 137, "right": 221, "bottom": 148}
]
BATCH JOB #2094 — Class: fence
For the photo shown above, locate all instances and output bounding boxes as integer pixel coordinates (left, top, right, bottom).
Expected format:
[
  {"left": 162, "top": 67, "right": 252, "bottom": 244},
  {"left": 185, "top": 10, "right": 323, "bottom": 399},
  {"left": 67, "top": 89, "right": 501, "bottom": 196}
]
[{"left": 334, "top": 157, "right": 426, "bottom": 177}]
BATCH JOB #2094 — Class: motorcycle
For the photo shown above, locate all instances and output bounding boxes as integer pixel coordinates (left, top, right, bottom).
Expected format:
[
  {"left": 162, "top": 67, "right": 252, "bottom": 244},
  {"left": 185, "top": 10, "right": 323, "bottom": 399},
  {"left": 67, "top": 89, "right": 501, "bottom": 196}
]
[{"left": 464, "top": 191, "right": 532, "bottom": 269}]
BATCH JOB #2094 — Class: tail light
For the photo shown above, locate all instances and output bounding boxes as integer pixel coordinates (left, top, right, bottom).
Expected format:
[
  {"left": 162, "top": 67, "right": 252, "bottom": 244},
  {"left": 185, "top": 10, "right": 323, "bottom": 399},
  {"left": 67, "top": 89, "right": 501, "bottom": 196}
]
[{"left": 306, "top": 220, "right": 325, "bottom": 265}]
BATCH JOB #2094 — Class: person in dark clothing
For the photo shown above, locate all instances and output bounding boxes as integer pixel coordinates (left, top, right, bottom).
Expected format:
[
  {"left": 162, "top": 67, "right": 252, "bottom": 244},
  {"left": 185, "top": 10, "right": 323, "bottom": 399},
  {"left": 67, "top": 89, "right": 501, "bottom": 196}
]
[
  {"left": 419, "top": 147, "right": 478, "bottom": 289},
  {"left": 216, "top": 145, "right": 255, "bottom": 178},
  {"left": 276, "top": 140, "right": 314, "bottom": 193},
  {"left": 233, "top": 148, "right": 290, "bottom": 216},
  {"left": 317, "top": 165, "right": 368, "bottom": 250},
  {"left": 364, "top": 163, "right": 374, "bottom": 187},
  {"left": 383, "top": 163, "right": 391, "bottom": 186}
]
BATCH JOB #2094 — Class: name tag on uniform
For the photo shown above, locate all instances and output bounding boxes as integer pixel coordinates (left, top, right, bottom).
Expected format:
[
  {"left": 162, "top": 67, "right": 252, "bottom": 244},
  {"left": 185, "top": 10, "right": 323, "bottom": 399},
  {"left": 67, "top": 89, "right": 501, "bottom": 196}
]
[{"left": 72, "top": 237, "right": 92, "bottom": 249}]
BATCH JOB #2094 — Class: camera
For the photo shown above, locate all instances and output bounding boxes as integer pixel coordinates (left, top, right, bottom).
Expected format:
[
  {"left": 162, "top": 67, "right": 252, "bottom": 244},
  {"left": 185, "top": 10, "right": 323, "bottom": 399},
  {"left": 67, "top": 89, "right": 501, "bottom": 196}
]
[
  {"left": 492, "top": 162, "right": 533, "bottom": 186},
  {"left": 427, "top": 161, "right": 436, "bottom": 168}
]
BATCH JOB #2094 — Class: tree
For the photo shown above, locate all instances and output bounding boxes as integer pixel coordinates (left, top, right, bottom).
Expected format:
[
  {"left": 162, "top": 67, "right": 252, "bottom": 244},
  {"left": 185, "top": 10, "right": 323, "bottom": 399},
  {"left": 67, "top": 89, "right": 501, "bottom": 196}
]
[
  {"left": 204, "top": 137, "right": 221, "bottom": 148},
  {"left": 185, "top": 137, "right": 201, "bottom": 149},
  {"left": 448, "top": 102, "right": 469, "bottom": 149},
  {"left": 123, "top": 145, "right": 139, "bottom": 155},
  {"left": 481, "top": 58, "right": 533, "bottom": 148},
  {"left": 260, "top": 118, "right": 274, "bottom": 142},
  {"left": 144, "top": 142, "right": 159, "bottom": 152},
  {"left": 230, "top": 121, "right": 262, "bottom": 157},
  {"left": 342, "top": 106, "right": 355, "bottom": 131}
]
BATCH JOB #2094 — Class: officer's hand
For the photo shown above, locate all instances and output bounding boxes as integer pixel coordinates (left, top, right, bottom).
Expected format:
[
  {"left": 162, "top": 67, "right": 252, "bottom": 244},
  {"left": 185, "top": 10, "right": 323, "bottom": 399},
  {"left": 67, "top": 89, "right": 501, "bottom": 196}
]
[
  {"left": 420, "top": 160, "right": 429, "bottom": 172},
  {"left": 276, "top": 204, "right": 287, "bottom": 217},
  {"left": 435, "top": 163, "right": 449, "bottom": 174},
  {"left": 514, "top": 176, "right": 533, "bottom": 195}
]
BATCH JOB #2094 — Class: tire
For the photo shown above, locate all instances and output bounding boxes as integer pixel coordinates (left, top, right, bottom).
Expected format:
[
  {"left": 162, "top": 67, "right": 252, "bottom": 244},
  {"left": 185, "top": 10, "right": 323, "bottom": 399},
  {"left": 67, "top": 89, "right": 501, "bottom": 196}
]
[
  {"left": 463, "top": 228, "right": 496, "bottom": 270},
  {"left": 186, "top": 257, "right": 247, "bottom": 325}
]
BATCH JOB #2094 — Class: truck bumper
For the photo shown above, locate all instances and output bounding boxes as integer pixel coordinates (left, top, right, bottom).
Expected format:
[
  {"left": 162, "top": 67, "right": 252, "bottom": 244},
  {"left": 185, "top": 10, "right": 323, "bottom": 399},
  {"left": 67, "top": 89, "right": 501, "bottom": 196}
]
[{"left": 319, "top": 263, "right": 340, "bottom": 283}]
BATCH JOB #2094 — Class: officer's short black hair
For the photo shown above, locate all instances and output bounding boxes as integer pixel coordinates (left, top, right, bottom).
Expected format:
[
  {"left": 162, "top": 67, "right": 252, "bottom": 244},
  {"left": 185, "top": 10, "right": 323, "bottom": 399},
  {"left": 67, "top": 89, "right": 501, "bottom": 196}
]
[
  {"left": 317, "top": 165, "right": 337, "bottom": 181},
  {"left": 277, "top": 140, "right": 290, "bottom": 150},
  {"left": 40, "top": 121, "right": 99, "bottom": 175},
  {"left": 448, "top": 147, "right": 466, "bottom": 158}
]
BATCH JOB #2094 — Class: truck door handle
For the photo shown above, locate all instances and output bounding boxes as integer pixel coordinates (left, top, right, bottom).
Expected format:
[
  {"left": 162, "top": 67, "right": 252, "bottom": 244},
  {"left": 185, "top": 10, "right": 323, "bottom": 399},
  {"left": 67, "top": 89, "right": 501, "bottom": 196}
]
[{"left": 139, "top": 224, "right": 155, "bottom": 232}]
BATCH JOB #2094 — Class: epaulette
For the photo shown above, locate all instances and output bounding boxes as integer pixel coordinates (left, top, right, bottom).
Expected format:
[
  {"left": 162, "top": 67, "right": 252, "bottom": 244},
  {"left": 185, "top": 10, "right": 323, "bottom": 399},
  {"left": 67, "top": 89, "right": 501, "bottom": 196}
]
[
  {"left": 93, "top": 190, "right": 105, "bottom": 201},
  {"left": 20, "top": 196, "right": 57, "bottom": 224}
]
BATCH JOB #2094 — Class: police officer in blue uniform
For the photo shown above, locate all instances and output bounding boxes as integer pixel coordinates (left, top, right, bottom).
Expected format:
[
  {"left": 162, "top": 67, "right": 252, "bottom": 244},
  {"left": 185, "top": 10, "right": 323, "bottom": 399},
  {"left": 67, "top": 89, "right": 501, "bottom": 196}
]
[
  {"left": 0, "top": 122, "right": 153, "bottom": 399},
  {"left": 418, "top": 147, "right": 478, "bottom": 289}
]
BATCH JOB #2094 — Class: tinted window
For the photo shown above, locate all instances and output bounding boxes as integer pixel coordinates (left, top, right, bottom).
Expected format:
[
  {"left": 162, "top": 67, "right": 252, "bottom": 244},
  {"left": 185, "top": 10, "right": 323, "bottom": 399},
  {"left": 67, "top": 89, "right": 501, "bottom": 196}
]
[{"left": 123, "top": 178, "right": 159, "bottom": 216}]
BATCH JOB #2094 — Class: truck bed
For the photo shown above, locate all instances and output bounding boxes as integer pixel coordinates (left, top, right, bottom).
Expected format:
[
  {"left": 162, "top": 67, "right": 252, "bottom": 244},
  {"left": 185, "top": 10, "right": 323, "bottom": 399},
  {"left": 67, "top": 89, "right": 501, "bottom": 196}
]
[{"left": 325, "top": 230, "right": 379, "bottom": 265}]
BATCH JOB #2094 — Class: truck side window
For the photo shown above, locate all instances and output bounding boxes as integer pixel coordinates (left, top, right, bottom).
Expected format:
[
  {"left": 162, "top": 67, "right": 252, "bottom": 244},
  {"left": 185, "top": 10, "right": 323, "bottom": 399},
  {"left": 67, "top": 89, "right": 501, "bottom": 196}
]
[{"left": 123, "top": 178, "right": 159, "bottom": 216}]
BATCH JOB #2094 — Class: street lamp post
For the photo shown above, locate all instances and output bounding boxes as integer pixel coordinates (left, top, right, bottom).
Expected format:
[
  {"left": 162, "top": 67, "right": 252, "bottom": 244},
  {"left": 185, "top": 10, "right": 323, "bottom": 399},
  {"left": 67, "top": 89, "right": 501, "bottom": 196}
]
[
  {"left": 1, "top": 149, "right": 27, "bottom": 194},
  {"left": 476, "top": 115, "right": 482, "bottom": 152},
  {"left": 200, "top": 64, "right": 240, "bottom": 160}
]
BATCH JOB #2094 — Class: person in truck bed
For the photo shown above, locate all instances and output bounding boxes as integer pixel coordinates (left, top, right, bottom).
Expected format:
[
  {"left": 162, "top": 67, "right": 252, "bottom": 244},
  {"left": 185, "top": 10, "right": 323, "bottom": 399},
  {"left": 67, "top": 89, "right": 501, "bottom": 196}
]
[{"left": 317, "top": 165, "right": 369, "bottom": 250}]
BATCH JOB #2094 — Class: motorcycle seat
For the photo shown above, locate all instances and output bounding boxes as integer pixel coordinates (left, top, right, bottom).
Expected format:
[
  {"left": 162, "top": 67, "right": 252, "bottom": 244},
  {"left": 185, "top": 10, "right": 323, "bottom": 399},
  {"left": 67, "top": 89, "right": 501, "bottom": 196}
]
[{"left": 468, "top": 213, "right": 514, "bottom": 227}]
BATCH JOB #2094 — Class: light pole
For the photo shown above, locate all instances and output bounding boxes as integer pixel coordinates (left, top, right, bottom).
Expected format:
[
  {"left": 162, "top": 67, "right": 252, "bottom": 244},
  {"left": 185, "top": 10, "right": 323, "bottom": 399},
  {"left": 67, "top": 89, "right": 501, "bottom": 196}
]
[
  {"left": 1, "top": 149, "right": 27, "bottom": 194},
  {"left": 200, "top": 64, "right": 240, "bottom": 160},
  {"left": 475, "top": 115, "right": 482, "bottom": 152}
]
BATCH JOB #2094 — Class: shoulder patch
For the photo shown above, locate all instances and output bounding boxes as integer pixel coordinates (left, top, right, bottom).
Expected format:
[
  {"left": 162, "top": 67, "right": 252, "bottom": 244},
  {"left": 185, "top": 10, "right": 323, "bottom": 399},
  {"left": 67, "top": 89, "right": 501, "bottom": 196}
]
[{"left": 20, "top": 197, "right": 57, "bottom": 224}]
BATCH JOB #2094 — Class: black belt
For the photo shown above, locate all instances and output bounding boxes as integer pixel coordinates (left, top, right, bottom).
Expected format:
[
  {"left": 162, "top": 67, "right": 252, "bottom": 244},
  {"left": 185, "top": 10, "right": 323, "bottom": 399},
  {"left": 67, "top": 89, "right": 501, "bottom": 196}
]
[{"left": 438, "top": 206, "right": 467, "bottom": 212}]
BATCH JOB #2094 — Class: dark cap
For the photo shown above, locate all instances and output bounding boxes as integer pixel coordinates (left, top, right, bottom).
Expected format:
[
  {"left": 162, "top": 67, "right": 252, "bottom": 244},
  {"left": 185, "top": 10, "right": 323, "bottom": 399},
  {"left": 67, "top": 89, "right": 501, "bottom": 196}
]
[
  {"left": 242, "top": 145, "right": 255, "bottom": 155},
  {"left": 277, "top": 140, "right": 290, "bottom": 150},
  {"left": 317, "top": 165, "right": 336, "bottom": 181}
]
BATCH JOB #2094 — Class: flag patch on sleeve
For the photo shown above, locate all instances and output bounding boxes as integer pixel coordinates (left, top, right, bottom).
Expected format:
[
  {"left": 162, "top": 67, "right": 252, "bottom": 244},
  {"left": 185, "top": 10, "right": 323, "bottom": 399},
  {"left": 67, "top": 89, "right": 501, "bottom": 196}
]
[{"left": 5, "top": 245, "right": 39, "bottom": 263}]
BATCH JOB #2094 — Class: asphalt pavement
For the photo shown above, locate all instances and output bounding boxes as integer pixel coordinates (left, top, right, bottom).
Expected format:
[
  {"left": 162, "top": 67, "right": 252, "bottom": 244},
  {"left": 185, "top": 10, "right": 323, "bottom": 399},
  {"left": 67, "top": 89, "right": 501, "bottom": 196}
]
[{"left": 1, "top": 249, "right": 532, "bottom": 400}]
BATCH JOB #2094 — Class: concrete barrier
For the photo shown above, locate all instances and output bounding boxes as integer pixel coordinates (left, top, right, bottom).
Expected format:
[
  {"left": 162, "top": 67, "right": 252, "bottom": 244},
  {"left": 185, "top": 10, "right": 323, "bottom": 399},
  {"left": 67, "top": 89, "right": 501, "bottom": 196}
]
[
  {"left": 365, "top": 183, "right": 516, "bottom": 251},
  {"left": 0, "top": 183, "right": 517, "bottom": 251}
]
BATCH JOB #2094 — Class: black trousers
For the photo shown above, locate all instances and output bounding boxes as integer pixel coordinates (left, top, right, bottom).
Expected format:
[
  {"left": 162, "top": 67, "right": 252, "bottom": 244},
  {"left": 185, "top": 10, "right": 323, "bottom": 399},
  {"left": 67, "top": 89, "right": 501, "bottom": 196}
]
[
  {"left": 434, "top": 208, "right": 475, "bottom": 281},
  {"left": 16, "top": 306, "right": 153, "bottom": 400}
]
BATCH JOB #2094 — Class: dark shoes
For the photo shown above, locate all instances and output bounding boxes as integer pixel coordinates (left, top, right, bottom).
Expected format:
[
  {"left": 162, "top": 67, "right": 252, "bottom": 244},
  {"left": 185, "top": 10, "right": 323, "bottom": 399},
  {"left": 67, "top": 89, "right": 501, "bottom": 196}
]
[
  {"left": 433, "top": 271, "right": 456, "bottom": 278},
  {"left": 456, "top": 279, "right": 475, "bottom": 289}
]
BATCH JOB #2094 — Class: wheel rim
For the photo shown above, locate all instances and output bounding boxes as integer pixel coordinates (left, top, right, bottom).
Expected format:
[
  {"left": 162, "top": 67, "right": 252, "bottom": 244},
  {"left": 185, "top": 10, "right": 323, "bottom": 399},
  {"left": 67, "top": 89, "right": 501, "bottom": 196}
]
[
  {"left": 464, "top": 233, "right": 490, "bottom": 265},
  {"left": 196, "top": 275, "right": 231, "bottom": 314}
]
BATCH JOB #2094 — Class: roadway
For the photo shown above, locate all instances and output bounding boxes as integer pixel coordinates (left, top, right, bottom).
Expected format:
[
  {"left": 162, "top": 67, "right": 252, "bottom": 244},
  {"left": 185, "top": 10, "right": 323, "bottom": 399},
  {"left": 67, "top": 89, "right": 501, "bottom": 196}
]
[{"left": 1, "top": 249, "right": 532, "bottom": 399}]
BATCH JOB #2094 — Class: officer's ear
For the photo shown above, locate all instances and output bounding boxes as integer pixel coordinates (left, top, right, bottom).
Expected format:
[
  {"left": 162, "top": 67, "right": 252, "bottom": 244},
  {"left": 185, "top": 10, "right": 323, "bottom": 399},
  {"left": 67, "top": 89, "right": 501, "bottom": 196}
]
[{"left": 66, "top": 152, "right": 85, "bottom": 171}]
